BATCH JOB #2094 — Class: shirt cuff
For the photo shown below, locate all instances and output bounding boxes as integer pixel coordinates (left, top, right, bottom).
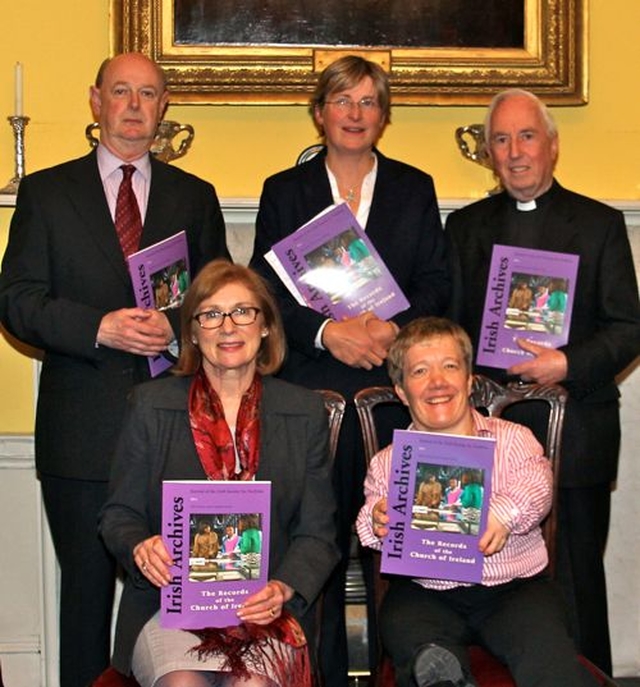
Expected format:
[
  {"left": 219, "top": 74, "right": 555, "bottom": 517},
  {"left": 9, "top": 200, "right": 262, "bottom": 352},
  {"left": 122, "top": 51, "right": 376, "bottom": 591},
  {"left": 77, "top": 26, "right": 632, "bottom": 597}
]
[{"left": 314, "top": 319, "right": 332, "bottom": 350}]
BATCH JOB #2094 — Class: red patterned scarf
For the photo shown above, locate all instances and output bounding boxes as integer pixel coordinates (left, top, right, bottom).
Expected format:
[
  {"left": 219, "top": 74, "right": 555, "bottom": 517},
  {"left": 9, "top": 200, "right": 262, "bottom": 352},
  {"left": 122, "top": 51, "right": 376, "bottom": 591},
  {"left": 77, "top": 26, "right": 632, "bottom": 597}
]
[
  {"left": 190, "top": 611, "right": 312, "bottom": 687},
  {"left": 188, "top": 368, "right": 262, "bottom": 480},
  {"left": 187, "top": 369, "right": 312, "bottom": 686}
]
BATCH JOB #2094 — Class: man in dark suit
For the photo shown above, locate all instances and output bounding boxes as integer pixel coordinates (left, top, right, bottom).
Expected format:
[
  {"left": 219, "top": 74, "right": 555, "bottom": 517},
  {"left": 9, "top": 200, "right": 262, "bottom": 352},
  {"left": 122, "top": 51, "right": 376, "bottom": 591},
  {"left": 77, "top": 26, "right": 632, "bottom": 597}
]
[
  {"left": 0, "top": 52, "right": 229, "bottom": 687},
  {"left": 446, "top": 88, "right": 640, "bottom": 675}
]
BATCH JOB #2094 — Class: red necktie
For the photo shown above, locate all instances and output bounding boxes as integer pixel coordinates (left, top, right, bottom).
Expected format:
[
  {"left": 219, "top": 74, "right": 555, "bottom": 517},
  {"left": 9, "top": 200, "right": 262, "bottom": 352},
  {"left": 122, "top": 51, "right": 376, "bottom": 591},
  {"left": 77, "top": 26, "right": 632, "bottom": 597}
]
[{"left": 115, "top": 164, "right": 142, "bottom": 257}]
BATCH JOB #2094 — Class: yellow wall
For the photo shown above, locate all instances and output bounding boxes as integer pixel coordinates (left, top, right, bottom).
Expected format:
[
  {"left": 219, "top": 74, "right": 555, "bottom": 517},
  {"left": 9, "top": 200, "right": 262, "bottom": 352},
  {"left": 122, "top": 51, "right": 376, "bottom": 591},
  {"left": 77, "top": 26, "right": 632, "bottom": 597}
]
[{"left": 2, "top": 1, "right": 640, "bottom": 432}]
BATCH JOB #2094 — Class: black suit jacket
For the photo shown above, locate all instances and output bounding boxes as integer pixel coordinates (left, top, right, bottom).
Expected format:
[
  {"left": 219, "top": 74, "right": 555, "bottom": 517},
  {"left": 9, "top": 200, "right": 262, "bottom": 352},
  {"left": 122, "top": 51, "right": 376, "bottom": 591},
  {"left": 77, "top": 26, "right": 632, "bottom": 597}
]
[
  {"left": 99, "top": 374, "right": 340, "bottom": 674},
  {"left": 0, "top": 150, "right": 230, "bottom": 480},
  {"left": 250, "top": 148, "right": 450, "bottom": 397},
  {"left": 446, "top": 181, "right": 640, "bottom": 485}
]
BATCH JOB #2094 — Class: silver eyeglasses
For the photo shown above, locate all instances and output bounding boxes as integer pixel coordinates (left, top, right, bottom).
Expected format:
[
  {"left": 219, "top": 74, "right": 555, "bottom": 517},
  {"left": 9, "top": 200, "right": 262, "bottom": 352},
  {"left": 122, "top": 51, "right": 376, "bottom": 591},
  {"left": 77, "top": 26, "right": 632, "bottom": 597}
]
[
  {"left": 325, "top": 96, "right": 380, "bottom": 111},
  {"left": 193, "top": 307, "right": 261, "bottom": 329}
]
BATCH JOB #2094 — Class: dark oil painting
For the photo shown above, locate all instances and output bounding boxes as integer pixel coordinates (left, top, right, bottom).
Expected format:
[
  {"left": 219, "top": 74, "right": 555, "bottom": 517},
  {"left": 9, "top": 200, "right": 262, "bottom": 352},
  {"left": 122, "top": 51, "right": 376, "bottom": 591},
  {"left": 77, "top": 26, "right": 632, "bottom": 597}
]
[{"left": 174, "top": 0, "right": 524, "bottom": 49}]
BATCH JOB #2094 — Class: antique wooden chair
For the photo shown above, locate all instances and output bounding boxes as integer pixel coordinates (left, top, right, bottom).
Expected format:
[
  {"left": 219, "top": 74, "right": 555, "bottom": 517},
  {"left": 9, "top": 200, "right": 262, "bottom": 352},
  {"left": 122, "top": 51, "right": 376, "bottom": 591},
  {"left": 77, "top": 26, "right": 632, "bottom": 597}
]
[
  {"left": 93, "top": 389, "right": 346, "bottom": 687},
  {"left": 354, "top": 375, "right": 618, "bottom": 687},
  {"left": 317, "top": 388, "right": 347, "bottom": 467}
]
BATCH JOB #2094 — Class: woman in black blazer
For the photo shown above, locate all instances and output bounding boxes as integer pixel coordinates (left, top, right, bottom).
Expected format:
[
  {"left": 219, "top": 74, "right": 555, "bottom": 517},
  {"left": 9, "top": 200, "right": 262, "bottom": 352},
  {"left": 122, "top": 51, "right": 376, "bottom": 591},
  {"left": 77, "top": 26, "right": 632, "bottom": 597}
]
[
  {"left": 99, "top": 261, "right": 339, "bottom": 687},
  {"left": 250, "top": 55, "right": 451, "bottom": 686}
]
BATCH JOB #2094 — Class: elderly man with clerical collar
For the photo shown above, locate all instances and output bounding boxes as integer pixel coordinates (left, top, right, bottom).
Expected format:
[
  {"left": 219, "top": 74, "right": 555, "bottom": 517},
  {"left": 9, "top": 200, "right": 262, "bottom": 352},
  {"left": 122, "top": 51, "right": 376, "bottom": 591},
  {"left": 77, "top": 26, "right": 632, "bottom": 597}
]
[{"left": 445, "top": 88, "right": 640, "bottom": 676}]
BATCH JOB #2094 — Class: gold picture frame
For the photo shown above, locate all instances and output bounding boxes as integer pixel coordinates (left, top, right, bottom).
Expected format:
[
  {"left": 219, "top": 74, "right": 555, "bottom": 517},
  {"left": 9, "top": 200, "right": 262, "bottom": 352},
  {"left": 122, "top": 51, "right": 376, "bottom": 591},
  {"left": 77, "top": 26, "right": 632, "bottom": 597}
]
[{"left": 111, "top": 0, "right": 587, "bottom": 105}]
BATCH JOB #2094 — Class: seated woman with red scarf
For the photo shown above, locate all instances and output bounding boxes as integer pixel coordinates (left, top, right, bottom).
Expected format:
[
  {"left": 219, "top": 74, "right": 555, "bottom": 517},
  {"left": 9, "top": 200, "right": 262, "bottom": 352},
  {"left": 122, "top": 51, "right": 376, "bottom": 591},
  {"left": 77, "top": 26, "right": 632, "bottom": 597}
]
[{"left": 99, "top": 259, "right": 339, "bottom": 687}]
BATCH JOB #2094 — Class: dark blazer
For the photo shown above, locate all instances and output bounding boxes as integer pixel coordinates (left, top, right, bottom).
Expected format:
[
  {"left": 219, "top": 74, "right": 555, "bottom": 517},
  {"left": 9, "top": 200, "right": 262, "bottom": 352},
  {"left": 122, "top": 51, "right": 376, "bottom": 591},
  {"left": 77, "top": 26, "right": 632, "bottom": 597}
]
[
  {"left": 99, "top": 374, "right": 340, "bottom": 674},
  {"left": 249, "top": 148, "right": 450, "bottom": 398},
  {"left": 446, "top": 181, "right": 640, "bottom": 486},
  {"left": 0, "top": 150, "right": 230, "bottom": 480}
]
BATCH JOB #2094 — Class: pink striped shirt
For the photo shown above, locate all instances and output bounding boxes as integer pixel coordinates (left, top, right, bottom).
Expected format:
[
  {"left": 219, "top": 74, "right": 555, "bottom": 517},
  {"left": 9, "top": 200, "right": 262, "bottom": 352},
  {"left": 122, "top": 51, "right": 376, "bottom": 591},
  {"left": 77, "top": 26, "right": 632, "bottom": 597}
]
[{"left": 355, "top": 409, "right": 552, "bottom": 590}]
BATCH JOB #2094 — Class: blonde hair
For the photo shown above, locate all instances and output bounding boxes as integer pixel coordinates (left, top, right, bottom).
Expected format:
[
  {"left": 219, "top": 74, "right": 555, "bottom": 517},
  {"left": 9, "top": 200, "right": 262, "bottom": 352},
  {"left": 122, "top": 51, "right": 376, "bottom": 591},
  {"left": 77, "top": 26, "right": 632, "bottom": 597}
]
[{"left": 310, "top": 54, "right": 391, "bottom": 126}]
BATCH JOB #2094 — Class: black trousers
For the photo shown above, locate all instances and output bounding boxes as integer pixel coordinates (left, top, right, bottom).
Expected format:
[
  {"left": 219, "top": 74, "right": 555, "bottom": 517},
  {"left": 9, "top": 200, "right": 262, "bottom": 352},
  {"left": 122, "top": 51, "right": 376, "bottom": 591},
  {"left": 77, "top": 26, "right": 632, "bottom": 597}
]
[
  {"left": 380, "top": 575, "right": 599, "bottom": 687},
  {"left": 498, "top": 397, "right": 616, "bottom": 676},
  {"left": 41, "top": 474, "right": 116, "bottom": 687},
  {"left": 556, "top": 484, "right": 612, "bottom": 675}
]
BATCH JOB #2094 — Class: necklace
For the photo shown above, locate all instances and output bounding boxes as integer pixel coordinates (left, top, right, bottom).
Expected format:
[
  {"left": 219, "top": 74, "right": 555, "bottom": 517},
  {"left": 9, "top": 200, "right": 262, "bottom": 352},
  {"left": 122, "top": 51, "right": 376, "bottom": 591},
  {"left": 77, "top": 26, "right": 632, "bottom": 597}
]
[{"left": 345, "top": 188, "right": 356, "bottom": 203}]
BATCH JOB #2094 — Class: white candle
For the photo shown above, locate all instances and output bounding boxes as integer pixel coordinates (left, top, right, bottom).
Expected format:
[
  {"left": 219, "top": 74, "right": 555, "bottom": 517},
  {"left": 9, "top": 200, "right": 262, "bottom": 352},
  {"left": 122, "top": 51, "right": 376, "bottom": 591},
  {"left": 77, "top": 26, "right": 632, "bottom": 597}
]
[{"left": 14, "top": 62, "right": 23, "bottom": 116}]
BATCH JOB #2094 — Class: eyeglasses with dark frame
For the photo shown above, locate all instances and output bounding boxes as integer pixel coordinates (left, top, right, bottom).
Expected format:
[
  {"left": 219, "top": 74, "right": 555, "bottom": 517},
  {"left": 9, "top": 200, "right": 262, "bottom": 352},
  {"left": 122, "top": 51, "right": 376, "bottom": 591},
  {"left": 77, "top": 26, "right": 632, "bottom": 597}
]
[
  {"left": 324, "top": 96, "right": 380, "bottom": 111},
  {"left": 193, "top": 307, "right": 261, "bottom": 330}
]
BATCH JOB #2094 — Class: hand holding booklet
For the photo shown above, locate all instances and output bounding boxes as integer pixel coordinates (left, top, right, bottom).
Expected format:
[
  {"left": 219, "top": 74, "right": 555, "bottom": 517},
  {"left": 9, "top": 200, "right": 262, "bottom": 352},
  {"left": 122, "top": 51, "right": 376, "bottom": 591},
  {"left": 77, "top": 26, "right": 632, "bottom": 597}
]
[
  {"left": 265, "top": 202, "right": 409, "bottom": 321},
  {"left": 161, "top": 480, "right": 271, "bottom": 629},
  {"left": 382, "top": 429, "right": 495, "bottom": 583},
  {"left": 476, "top": 244, "right": 579, "bottom": 369},
  {"left": 127, "top": 230, "right": 190, "bottom": 377}
]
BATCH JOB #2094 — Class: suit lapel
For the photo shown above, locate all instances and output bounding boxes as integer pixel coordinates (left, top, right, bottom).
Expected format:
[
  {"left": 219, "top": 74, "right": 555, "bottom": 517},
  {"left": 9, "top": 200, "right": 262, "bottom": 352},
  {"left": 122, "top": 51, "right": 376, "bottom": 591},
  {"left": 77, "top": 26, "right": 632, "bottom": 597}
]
[
  {"left": 536, "top": 184, "right": 581, "bottom": 253},
  {"left": 141, "top": 157, "right": 182, "bottom": 248},
  {"left": 477, "top": 195, "right": 509, "bottom": 262},
  {"left": 299, "top": 153, "right": 334, "bottom": 217},
  {"left": 256, "top": 378, "right": 286, "bottom": 483},
  {"left": 156, "top": 378, "right": 204, "bottom": 478},
  {"left": 366, "top": 151, "right": 394, "bottom": 242},
  {"left": 66, "top": 152, "right": 131, "bottom": 285}
]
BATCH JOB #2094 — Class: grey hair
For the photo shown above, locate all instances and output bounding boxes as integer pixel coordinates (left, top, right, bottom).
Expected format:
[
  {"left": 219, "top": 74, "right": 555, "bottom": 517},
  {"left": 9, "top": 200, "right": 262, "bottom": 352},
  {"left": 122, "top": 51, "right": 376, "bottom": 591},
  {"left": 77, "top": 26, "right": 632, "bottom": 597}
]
[{"left": 484, "top": 88, "right": 557, "bottom": 142}]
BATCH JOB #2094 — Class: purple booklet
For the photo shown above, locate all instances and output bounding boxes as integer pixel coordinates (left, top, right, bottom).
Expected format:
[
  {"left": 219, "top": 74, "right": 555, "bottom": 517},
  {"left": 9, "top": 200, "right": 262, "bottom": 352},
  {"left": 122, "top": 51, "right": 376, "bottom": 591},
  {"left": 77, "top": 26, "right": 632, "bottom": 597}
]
[
  {"left": 476, "top": 244, "right": 579, "bottom": 369},
  {"left": 382, "top": 429, "right": 495, "bottom": 584},
  {"left": 127, "top": 231, "right": 190, "bottom": 377},
  {"left": 265, "top": 202, "right": 409, "bottom": 321},
  {"left": 161, "top": 480, "right": 271, "bottom": 629}
]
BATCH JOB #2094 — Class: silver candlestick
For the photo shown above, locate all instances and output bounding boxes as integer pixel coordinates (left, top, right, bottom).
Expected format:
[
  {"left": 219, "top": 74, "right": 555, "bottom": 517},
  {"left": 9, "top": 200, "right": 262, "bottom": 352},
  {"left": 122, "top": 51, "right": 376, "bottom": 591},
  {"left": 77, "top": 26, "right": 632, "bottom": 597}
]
[{"left": 1, "top": 115, "right": 30, "bottom": 194}]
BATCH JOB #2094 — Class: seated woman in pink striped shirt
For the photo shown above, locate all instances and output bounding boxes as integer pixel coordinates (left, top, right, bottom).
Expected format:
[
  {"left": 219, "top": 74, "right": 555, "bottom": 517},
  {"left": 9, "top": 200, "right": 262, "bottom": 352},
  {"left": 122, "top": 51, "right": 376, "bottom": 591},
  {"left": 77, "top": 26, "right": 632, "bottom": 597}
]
[{"left": 356, "top": 317, "right": 598, "bottom": 687}]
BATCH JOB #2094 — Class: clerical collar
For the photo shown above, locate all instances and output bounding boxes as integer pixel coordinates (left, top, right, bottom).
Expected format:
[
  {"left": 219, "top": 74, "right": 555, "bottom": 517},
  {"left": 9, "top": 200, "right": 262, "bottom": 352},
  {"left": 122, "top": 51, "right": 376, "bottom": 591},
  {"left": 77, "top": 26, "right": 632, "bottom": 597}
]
[
  {"left": 511, "top": 181, "right": 557, "bottom": 212},
  {"left": 516, "top": 199, "right": 537, "bottom": 212}
]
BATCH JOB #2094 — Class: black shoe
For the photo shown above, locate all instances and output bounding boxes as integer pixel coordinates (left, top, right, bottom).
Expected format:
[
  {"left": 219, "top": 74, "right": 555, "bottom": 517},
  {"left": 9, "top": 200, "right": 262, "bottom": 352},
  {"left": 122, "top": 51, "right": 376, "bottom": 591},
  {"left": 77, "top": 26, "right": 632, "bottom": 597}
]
[{"left": 413, "top": 644, "right": 470, "bottom": 687}]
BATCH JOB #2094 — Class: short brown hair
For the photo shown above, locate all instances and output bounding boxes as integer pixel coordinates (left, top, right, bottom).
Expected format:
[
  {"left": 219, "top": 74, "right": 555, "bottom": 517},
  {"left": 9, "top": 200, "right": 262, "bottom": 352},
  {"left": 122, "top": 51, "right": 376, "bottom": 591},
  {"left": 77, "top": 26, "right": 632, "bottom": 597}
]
[
  {"left": 173, "top": 259, "right": 286, "bottom": 376},
  {"left": 387, "top": 317, "right": 473, "bottom": 387},
  {"left": 310, "top": 54, "right": 391, "bottom": 126}
]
